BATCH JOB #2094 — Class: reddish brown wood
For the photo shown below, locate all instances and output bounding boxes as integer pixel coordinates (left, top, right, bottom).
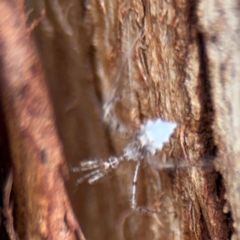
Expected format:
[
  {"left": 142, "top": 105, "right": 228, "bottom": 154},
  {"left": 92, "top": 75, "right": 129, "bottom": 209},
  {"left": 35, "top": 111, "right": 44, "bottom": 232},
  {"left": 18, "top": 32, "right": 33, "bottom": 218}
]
[{"left": 0, "top": 1, "right": 85, "bottom": 239}]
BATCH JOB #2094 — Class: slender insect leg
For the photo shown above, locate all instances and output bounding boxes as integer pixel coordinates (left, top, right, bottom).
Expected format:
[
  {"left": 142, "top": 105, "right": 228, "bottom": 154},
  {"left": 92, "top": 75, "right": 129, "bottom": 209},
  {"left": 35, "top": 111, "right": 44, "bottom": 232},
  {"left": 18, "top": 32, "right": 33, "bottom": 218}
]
[
  {"left": 76, "top": 169, "right": 104, "bottom": 186},
  {"left": 130, "top": 161, "right": 165, "bottom": 215},
  {"left": 130, "top": 160, "right": 159, "bottom": 214},
  {"left": 130, "top": 161, "right": 141, "bottom": 211},
  {"left": 71, "top": 160, "right": 101, "bottom": 172}
]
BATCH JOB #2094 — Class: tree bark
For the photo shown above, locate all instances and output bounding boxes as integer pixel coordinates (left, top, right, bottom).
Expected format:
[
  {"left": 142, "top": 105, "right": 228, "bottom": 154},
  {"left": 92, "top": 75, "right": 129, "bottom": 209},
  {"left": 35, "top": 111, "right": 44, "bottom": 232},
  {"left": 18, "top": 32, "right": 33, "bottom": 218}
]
[
  {"left": 0, "top": 1, "right": 85, "bottom": 239},
  {"left": 1, "top": 0, "right": 238, "bottom": 240}
]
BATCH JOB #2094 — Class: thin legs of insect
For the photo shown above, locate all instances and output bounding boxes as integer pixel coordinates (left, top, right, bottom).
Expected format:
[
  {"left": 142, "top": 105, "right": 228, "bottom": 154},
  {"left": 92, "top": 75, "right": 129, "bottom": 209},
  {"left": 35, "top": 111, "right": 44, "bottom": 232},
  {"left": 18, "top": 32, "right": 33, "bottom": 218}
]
[
  {"left": 72, "top": 156, "right": 125, "bottom": 185},
  {"left": 130, "top": 161, "right": 164, "bottom": 215},
  {"left": 130, "top": 161, "right": 141, "bottom": 211},
  {"left": 72, "top": 118, "right": 177, "bottom": 187}
]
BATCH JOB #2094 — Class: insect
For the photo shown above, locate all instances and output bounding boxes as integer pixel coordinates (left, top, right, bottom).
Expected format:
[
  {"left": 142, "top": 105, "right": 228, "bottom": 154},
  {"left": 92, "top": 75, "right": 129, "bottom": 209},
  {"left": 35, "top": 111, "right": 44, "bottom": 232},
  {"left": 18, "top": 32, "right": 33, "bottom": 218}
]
[{"left": 72, "top": 118, "right": 177, "bottom": 212}]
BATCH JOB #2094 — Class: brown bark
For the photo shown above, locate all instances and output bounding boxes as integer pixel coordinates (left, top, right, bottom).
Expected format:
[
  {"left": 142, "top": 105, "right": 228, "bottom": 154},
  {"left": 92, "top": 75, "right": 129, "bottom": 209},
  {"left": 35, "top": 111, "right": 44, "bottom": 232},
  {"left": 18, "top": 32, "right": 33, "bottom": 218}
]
[
  {"left": 0, "top": 0, "right": 238, "bottom": 240},
  {"left": 70, "top": 0, "right": 230, "bottom": 239},
  {"left": 0, "top": 1, "right": 85, "bottom": 239},
  {"left": 198, "top": 1, "right": 240, "bottom": 239}
]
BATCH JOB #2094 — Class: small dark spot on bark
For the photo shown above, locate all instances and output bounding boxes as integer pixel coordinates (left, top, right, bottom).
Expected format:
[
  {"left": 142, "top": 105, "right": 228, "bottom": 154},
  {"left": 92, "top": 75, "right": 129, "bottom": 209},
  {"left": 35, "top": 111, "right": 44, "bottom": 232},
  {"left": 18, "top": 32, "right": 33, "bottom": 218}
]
[
  {"left": 19, "top": 85, "right": 28, "bottom": 98},
  {"left": 40, "top": 149, "right": 47, "bottom": 163},
  {"left": 211, "top": 35, "right": 217, "bottom": 43},
  {"left": 220, "top": 63, "right": 226, "bottom": 72},
  {"left": 30, "top": 64, "right": 39, "bottom": 77}
]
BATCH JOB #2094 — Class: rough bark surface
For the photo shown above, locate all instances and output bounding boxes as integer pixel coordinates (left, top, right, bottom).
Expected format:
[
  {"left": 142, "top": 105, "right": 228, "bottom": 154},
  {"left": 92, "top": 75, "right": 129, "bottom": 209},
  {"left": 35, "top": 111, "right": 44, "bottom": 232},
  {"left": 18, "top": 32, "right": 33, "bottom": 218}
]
[
  {"left": 198, "top": 1, "right": 240, "bottom": 239},
  {"left": 0, "top": 1, "right": 85, "bottom": 240},
  {"left": 0, "top": 0, "right": 238, "bottom": 240},
  {"left": 67, "top": 0, "right": 229, "bottom": 239}
]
